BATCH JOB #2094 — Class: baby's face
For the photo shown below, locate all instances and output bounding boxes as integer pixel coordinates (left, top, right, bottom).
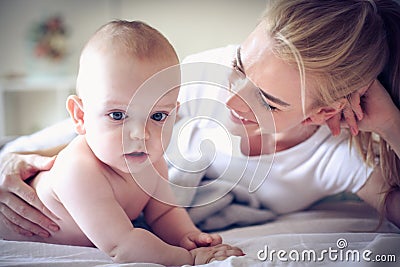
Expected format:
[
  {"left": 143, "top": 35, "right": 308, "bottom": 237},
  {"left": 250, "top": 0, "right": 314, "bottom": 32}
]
[{"left": 78, "top": 50, "right": 180, "bottom": 173}]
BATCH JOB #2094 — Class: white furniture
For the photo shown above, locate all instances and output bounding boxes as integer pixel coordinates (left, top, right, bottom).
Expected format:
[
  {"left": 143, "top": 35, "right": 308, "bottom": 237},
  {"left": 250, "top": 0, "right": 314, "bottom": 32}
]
[{"left": 0, "top": 75, "right": 76, "bottom": 137}]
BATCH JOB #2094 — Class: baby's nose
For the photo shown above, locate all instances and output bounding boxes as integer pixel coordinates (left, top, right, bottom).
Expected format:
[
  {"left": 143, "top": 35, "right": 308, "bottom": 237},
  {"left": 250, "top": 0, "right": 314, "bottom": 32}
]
[{"left": 128, "top": 122, "right": 149, "bottom": 141}]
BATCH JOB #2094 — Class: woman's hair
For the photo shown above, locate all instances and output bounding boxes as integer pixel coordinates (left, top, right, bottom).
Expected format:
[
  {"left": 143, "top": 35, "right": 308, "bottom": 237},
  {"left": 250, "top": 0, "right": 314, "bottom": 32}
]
[{"left": 262, "top": 0, "right": 400, "bottom": 212}]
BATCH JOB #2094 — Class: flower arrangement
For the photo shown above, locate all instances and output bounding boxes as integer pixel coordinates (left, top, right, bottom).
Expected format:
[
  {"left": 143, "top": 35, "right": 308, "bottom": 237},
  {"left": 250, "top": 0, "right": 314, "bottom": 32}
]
[{"left": 30, "top": 15, "right": 68, "bottom": 61}]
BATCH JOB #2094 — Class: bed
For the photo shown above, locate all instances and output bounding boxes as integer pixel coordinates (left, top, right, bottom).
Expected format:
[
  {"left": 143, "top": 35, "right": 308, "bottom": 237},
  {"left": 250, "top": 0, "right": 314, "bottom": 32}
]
[
  {"left": 1, "top": 200, "right": 399, "bottom": 267},
  {"left": 1, "top": 122, "right": 400, "bottom": 267}
]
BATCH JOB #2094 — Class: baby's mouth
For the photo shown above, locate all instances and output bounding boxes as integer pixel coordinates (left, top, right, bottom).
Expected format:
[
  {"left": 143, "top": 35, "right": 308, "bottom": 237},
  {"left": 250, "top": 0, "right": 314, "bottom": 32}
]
[
  {"left": 124, "top": 151, "right": 149, "bottom": 164},
  {"left": 126, "top": 151, "right": 148, "bottom": 157}
]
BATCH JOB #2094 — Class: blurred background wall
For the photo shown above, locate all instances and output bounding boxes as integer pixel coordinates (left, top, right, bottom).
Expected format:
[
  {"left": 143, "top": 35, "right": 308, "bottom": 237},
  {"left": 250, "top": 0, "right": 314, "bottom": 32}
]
[{"left": 0, "top": 0, "right": 267, "bottom": 136}]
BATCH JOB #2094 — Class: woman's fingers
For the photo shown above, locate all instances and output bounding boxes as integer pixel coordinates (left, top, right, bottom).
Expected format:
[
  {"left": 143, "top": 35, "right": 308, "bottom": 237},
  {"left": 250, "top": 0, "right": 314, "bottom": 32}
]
[
  {"left": 325, "top": 81, "right": 374, "bottom": 137},
  {"left": 0, "top": 201, "right": 50, "bottom": 237},
  {"left": 0, "top": 153, "right": 59, "bottom": 236},
  {"left": 1, "top": 182, "right": 58, "bottom": 232},
  {"left": 0, "top": 211, "right": 34, "bottom": 237},
  {"left": 340, "top": 83, "right": 374, "bottom": 135},
  {"left": 347, "top": 91, "right": 364, "bottom": 121},
  {"left": 326, "top": 113, "right": 341, "bottom": 136},
  {"left": 342, "top": 100, "right": 359, "bottom": 136},
  {"left": 17, "top": 154, "right": 56, "bottom": 181}
]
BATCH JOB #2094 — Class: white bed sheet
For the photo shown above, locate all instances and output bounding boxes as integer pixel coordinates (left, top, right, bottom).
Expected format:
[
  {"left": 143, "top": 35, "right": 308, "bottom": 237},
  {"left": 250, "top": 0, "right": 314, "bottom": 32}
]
[{"left": 1, "top": 201, "right": 399, "bottom": 267}]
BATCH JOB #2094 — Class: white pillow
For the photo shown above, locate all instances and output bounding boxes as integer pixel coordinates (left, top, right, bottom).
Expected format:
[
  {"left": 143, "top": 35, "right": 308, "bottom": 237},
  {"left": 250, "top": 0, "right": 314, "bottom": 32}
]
[{"left": 0, "top": 119, "right": 76, "bottom": 156}]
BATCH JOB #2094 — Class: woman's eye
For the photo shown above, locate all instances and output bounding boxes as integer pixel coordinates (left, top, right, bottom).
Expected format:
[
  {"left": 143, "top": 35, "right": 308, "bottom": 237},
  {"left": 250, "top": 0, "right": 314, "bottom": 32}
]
[
  {"left": 265, "top": 102, "right": 278, "bottom": 111},
  {"left": 108, "top": 111, "right": 126, "bottom": 121},
  {"left": 258, "top": 91, "right": 278, "bottom": 112},
  {"left": 151, "top": 112, "right": 168, "bottom": 122}
]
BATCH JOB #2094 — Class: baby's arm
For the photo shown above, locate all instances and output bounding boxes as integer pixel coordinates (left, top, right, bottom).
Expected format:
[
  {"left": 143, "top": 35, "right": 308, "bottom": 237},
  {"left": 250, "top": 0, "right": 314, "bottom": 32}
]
[
  {"left": 143, "top": 159, "right": 222, "bottom": 249},
  {"left": 143, "top": 182, "right": 244, "bottom": 264},
  {"left": 54, "top": 157, "right": 193, "bottom": 265},
  {"left": 145, "top": 197, "right": 222, "bottom": 249}
]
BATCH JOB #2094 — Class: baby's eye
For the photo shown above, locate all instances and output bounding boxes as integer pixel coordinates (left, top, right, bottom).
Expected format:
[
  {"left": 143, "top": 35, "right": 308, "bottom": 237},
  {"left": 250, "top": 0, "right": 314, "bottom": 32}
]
[
  {"left": 151, "top": 112, "right": 168, "bottom": 122},
  {"left": 108, "top": 111, "right": 126, "bottom": 121}
]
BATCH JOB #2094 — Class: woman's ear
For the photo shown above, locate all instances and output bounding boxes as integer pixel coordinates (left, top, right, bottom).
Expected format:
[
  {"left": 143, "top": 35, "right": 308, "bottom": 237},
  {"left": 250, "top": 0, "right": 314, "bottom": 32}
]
[
  {"left": 302, "top": 98, "right": 347, "bottom": 126},
  {"left": 66, "top": 95, "right": 86, "bottom": 135},
  {"left": 175, "top": 101, "right": 180, "bottom": 114}
]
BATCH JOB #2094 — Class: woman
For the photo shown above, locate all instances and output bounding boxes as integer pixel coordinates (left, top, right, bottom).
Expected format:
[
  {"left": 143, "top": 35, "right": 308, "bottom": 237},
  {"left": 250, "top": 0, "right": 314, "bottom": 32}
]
[{"left": 1, "top": 0, "right": 400, "bottom": 237}]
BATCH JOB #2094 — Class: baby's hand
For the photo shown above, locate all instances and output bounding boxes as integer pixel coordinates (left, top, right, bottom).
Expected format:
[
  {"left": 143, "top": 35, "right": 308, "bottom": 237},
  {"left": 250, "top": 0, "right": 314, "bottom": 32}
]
[
  {"left": 190, "top": 244, "right": 245, "bottom": 265},
  {"left": 180, "top": 231, "right": 222, "bottom": 250}
]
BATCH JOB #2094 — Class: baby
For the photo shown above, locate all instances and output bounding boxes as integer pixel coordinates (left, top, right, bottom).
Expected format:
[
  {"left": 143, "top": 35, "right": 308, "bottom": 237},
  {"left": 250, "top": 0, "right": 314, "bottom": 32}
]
[{"left": 1, "top": 20, "right": 243, "bottom": 265}]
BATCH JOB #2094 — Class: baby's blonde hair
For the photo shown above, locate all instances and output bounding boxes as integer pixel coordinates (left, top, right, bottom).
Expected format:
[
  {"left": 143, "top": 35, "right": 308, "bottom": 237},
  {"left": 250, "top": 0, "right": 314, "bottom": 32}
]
[
  {"left": 262, "top": 0, "right": 400, "bottom": 210},
  {"left": 76, "top": 20, "right": 178, "bottom": 95},
  {"left": 83, "top": 20, "right": 178, "bottom": 61}
]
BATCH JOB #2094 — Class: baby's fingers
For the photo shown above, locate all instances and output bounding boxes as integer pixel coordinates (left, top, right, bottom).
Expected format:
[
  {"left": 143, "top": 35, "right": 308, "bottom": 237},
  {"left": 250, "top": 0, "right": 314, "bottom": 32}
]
[
  {"left": 191, "top": 244, "right": 245, "bottom": 264},
  {"left": 196, "top": 232, "right": 222, "bottom": 246},
  {"left": 196, "top": 233, "right": 213, "bottom": 245},
  {"left": 180, "top": 238, "right": 197, "bottom": 250},
  {"left": 216, "top": 246, "right": 245, "bottom": 257},
  {"left": 209, "top": 233, "right": 222, "bottom": 246},
  {"left": 209, "top": 245, "right": 245, "bottom": 263}
]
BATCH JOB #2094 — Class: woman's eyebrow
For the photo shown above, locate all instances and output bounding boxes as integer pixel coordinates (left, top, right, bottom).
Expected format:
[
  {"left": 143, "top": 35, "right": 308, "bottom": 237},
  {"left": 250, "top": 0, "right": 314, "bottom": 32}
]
[
  {"left": 259, "top": 89, "right": 290, "bottom": 107},
  {"left": 238, "top": 47, "right": 290, "bottom": 108}
]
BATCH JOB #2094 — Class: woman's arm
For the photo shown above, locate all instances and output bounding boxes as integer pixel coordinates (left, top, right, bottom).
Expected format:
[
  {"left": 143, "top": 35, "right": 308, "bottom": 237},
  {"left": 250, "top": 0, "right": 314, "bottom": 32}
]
[
  {"left": 353, "top": 81, "right": 400, "bottom": 227},
  {"left": 356, "top": 167, "right": 400, "bottom": 228},
  {"left": 0, "top": 119, "right": 75, "bottom": 236},
  {"left": 357, "top": 80, "right": 400, "bottom": 157}
]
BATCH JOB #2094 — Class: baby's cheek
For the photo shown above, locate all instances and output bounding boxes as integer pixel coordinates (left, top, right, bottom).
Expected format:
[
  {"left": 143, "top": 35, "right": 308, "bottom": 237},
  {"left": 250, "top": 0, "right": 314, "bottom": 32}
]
[{"left": 150, "top": 140, "right": 166, "bottom": 160}]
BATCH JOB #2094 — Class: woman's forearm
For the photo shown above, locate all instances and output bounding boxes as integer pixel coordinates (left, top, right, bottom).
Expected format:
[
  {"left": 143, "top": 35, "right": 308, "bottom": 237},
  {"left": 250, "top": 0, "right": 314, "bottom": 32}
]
[
  {"left": 0, "top": 119, "right": 75, "bottom": 157},
  {"left": 17, "top": 144, "right": 67, "bottom": 157},
  {"left": 385, "top": 189, "right": 400, "bottom": 228},
  {"left": 377, "top": 109, "right": 400, "bottom": 158}
]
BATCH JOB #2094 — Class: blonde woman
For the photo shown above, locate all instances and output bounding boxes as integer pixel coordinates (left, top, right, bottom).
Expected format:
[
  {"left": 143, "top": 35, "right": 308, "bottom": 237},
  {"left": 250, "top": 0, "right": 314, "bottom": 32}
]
[{"left": 1, "top": 0, "right": 400, "bottom": 237}]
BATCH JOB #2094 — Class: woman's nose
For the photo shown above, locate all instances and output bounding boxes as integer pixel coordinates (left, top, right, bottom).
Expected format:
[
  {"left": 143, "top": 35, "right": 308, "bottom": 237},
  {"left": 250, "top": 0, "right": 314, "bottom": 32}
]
[
  {"left": 226, "top": 93, "right": 250, "bottom": 113},
  {"left": 226, "top": 85, "right": 259, "bottom": 123}
]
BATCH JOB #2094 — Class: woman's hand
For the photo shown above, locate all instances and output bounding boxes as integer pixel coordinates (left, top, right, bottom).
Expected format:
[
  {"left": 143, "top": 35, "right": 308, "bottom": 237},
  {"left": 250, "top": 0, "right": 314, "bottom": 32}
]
[
  {"left": 190, "top": 244, "right": 245, "bottom": 265},
  {"left": 326, "top": 80, "right": 400, "bottom": 136},
  {"left": 0, "top": 153, "right": 59, "bottom": 237},
  {"left": 352, "top": 80, "right": 400, "bottom": 135}
]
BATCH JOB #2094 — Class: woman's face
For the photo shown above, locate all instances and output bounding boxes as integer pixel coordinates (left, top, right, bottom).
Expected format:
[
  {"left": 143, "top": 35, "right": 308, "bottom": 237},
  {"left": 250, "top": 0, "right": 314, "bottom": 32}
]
[{"left": 226, "top": 21, "right": 317, "bottom": 137}]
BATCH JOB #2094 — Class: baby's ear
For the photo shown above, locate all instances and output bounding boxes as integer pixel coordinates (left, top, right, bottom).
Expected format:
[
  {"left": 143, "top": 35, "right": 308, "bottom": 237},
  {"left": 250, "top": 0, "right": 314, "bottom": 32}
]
[
  {"left": 302, "top": 98, "right": 346, "bottom": 126},
  {"left": 66, "top": 95, "right": 86, "bottom": 134}
]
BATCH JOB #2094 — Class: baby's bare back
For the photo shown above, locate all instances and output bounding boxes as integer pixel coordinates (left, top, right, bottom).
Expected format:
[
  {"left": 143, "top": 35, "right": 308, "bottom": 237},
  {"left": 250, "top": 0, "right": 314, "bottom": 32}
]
[{"left": 1, "top": 136, "right": 153, "bottom": 246}]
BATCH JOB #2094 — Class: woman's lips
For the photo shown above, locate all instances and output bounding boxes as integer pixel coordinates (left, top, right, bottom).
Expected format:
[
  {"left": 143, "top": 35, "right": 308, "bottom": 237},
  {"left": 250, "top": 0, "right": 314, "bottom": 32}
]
[{"left": 230, "top": 109, "right": 257, "bottom": 125}]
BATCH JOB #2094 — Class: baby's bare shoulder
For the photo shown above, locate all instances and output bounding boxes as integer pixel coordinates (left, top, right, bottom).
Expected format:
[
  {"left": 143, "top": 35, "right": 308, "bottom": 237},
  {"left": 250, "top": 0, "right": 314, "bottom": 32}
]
[{"left": 51, "top": 137, "right": 108, "bottom": 183}]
